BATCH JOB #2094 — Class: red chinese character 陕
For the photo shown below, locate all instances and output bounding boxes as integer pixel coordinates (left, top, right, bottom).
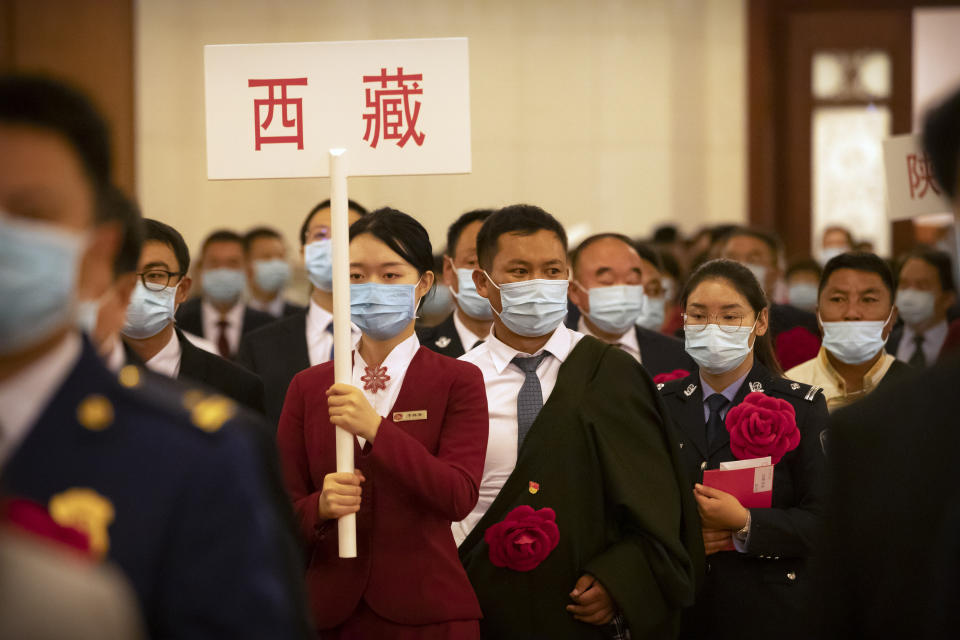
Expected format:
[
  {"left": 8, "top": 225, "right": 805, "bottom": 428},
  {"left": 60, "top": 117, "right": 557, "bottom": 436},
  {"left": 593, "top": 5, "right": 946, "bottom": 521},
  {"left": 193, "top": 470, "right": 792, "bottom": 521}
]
[
  {"left": 906, "top": 152, "right": 942, "bottom": 200},
  {"left": 362, "top": 67, "right": 425, "bottom": 149},
  {"left": 248, "top": 77, "right": 308, "bottom": 150}
]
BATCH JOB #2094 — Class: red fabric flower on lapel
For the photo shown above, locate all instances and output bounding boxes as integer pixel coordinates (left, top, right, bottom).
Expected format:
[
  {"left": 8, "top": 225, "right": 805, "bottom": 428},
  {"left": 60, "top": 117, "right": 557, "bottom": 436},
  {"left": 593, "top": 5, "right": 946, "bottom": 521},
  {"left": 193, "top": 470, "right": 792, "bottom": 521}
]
[
  {"left": 724, "top": 391, "right": 801, "bottom": 464},
  {"left": 3, "top": 497, "right": 91, "bottom": 555},
  {"left": 360, "top": 365, "right": 390, "bottom": 393},
  {"left": 484, "top": 505, "right": 559, "bottom": 572},
  {"left": 653, "top": 369, "right": 690, "bottom": 384}
]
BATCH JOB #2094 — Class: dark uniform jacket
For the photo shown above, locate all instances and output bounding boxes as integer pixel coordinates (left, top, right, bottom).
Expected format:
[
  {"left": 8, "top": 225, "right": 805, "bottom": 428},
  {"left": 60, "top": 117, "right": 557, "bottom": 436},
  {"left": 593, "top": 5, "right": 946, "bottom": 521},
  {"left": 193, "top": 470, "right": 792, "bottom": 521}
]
[
  {"left": 820, "top": 357, "right": 960, "bottom": 638},
  {"left": 175, "top": 297, "right": 277, "bottom": 358},
  {"left": 564, "top": 305, "right": 695, "bottom": 378},
  {"left": 237, "top": 310, "right": 310, "bottom": 428},
  {"left": 417, "top": 312, "right": 469, "bottom": 358},
  {"left": 124, "top": 328, "right": 265, "bottom": 416},
  {"left": 459, "top": 337, "right": 703, "bottom": 639},
  {"left": 1, "top": 338, "right": 305, "bottom": 640},
  {"left": 658, "top": 360, "right": 828, "bottom": 640}
]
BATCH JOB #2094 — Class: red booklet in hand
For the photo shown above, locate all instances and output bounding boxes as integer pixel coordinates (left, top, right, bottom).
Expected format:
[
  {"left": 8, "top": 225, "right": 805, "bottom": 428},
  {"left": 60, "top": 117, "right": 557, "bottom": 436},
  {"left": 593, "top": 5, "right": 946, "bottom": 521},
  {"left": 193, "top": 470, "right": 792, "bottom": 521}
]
[{"left": 702, "top": 457, "right": 774, "bottom": 551}]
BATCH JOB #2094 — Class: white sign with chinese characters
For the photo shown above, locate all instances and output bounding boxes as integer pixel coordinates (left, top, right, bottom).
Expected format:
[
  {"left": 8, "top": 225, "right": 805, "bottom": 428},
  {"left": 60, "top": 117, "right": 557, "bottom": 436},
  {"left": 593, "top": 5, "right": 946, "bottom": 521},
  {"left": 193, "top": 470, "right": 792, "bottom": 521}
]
[
  {"left": 204, "top": 37, "right": 471, "bottom": 179},
  {"left": 883, "top": 133, "right": 952, "bottom": 221}
]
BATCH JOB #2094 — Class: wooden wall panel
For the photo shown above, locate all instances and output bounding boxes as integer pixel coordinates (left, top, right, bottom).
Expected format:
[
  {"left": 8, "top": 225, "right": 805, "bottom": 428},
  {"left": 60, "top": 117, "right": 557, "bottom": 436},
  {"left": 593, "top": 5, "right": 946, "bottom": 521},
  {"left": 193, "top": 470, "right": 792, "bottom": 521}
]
[{"left": 0, "top": 0, "right": 135, "bottom": 194}]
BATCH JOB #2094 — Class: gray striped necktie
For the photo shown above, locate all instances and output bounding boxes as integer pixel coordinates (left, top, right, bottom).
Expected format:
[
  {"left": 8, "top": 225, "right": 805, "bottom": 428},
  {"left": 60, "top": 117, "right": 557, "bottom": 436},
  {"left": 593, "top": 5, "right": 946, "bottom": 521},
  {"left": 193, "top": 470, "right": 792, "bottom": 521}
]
[{"left": 513, "top": 352, "right": 549, "bottom": 451}]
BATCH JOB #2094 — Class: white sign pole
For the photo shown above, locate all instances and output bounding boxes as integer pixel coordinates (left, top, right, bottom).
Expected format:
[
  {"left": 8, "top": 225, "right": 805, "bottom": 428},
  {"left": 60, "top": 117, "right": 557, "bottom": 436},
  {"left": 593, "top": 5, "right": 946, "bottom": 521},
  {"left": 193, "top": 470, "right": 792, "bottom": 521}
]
[{"left": 329, "top": 148, "right": 356, "bottom": 559}]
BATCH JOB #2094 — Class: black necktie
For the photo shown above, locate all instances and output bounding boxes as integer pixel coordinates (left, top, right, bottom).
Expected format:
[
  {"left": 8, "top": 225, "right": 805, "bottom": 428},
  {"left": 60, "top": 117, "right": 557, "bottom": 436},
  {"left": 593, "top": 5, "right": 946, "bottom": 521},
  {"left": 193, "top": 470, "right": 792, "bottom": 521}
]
[
  {"left": 705, "top": 393, "right": 729, "bottom": 451},
  {"left": 909, "top": 334, "right": 927, "bottom": 368}
]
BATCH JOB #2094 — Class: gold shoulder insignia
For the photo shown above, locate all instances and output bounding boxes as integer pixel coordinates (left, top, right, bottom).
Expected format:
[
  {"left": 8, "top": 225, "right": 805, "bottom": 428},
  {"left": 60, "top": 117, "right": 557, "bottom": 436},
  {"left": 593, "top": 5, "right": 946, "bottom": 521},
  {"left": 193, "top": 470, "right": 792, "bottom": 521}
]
[
  {"left": 191, "top": 395, "right": 236, "bottom": 433},
  {"left": 77, "top": 394, "right": 114, "bottom": 431},
  {"left": 118, "top": 364, "right": 141, "bottom": 389},
  {"left": 181, "top": 389, "right": 207, "bottom": 411},
  {"left": 49, "top": 488, "right": 115, "bottom": 557}
]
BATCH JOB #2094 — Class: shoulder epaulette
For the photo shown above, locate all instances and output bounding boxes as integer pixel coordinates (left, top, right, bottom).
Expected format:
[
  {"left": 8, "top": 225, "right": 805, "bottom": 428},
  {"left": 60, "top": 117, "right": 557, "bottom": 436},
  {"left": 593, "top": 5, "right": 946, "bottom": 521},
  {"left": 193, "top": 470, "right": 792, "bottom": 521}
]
[{"left": 769, "top": 377, "right": 822, "bottom": 402}]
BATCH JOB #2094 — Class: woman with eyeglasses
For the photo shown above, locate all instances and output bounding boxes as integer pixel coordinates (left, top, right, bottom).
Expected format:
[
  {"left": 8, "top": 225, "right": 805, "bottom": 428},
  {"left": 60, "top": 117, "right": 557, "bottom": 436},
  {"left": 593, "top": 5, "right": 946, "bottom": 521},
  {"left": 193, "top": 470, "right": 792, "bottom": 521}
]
[
  {"left": 657, "top": 259, "right": 828, "bottom": 640},
  {"left": 276, "top": 208, "right": 488, "bottom": 639}
]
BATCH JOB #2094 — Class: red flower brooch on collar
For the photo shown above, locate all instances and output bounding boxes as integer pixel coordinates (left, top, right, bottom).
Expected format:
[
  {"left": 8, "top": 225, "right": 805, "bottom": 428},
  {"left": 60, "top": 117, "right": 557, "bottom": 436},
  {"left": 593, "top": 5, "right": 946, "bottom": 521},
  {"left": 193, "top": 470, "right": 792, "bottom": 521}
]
[
  {"left": 484, "top": 505, "right": 559, "bottom": 572},
  {"left": 725, "top": 391, "right": 800, "bottom": 464},
  {"left": 653, "top": 369, "right": 690, "bottom": 385}
]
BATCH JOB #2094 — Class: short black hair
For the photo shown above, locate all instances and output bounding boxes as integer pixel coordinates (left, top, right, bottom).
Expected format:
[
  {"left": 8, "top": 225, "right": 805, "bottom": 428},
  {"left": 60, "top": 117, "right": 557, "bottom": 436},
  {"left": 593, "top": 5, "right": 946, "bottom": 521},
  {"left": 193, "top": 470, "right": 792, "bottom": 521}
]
[
  {"left": 349, "top": 207, "right": 434, "bottom": 276},
  {"left": 200, "top": 229, "right": 244, "bottom": 258},
  {"left": 476, "top": 204, "right": 568, "bottom": 271},
  {"left": 657, "top": 249, "right": 682, "bottom": 281},
  {"left": 820, "top": 251, "right": 895, "bottom": 299},
  {"left": 243, "top": 226, "right": 283, "bottom": 254},
  {"left": 299, "top": 198, "right": 369, "bottom": 246},
  {"left": 101, "top": 185, "right": 144, "bottom": 277},
  {"left": 144, "top": 219, "right": 191, "bottom": 275},
  {"left": 634, "top": 242, "right": 664, "bottom": 272},
  {"left": 445, "top": 209, "right": 493, "bottom": 258},
  {"left": 0, "top": 74, "right": 111, "bottom": 221},
  {"left": 720, "top": 226, "right": 783, "bottom": 261},
  {"left": 786, "top": 258, "right": 823, "bottom": 281},
  {"left": 897, "top": 247, "right": 956, "bottom": 293},
  {"left": 652, "top": 224, "right": 679, "bottom": 244},
  {"left": 923, "top": 85, "right": 960, "bottom": 200}
]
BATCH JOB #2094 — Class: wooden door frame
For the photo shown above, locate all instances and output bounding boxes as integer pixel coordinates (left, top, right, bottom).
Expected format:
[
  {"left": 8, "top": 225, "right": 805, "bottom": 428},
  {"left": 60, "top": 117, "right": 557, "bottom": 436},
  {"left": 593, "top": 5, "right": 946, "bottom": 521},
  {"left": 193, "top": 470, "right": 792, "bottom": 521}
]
[{"left": 748, "top": 0, "right": 960, "bottom": 259}]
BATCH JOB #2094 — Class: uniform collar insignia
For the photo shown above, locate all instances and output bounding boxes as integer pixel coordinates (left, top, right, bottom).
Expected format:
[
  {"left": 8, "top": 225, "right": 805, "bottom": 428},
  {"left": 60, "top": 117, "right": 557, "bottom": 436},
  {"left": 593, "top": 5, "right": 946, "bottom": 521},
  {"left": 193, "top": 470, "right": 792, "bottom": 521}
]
[
  {"left": 435, "top": 336, "right": 452, "bottom": 348},
  {"left": 790, "top": 382, "right": 800, "bottom": 390},
  {"left": 749, "top": 381, "right": 764, "bottom": 393},
  {"left": 683, "top": 384, "right": 697, "bottom": 397}
]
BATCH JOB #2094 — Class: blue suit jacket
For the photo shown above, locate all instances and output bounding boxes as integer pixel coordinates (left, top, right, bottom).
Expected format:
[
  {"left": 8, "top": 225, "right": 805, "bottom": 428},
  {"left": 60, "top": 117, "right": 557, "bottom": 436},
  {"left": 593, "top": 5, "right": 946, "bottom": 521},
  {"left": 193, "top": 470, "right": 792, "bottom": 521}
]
[{"left": 2, "top": 339, "right": 302, "bottom": 640}]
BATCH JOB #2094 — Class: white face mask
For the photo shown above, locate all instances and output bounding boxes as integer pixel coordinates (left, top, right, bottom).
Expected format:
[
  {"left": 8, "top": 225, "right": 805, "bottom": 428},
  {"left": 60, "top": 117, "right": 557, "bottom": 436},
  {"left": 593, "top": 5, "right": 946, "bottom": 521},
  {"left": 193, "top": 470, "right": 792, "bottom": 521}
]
[
  {"left": 819, "top": 310, "right": 892, "bottom": 365},
  {"left": 636, "top": 296, "right": 666, "bottom": 331},
  {"left": 787, "top": 283, "right": 819, "bottom": 312},
  {"left": 684, "top": 323, "right": 756, "bottom": 375},
  {"left": 895, "top": 288, "right": 936, "bottom": 327}
]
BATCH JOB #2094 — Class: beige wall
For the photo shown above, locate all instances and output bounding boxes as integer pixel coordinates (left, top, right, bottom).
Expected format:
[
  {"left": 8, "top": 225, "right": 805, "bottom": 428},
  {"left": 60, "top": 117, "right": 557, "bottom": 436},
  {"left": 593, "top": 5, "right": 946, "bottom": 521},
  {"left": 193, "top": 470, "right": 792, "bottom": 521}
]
[{"left": 135, "top": 0, "right": 745, "bottom": 256}]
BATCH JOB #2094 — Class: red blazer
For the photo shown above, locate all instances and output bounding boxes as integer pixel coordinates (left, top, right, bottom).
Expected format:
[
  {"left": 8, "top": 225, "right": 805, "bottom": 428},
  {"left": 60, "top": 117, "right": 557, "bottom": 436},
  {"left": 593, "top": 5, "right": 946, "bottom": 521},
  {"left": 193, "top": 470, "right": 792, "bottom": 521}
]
[{"left": 276, "top": 346, "right": 488, "bottom": 629}]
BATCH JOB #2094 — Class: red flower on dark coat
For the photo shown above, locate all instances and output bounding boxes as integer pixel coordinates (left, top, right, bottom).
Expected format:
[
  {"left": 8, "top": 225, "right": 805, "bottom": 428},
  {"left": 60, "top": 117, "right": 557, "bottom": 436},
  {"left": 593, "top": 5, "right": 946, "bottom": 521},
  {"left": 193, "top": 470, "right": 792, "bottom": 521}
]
[
  {"left": 484, "top": 505, "right": 559, "bottom": 572},
  {"left": 725, "top": 391, "right": 801, "bottom": 464},
  {"left": 3, "top": 498, "right": 91, "bottom": 555},
  {"left": 653, "top": 369, "right": 690, "bottom": 384}
]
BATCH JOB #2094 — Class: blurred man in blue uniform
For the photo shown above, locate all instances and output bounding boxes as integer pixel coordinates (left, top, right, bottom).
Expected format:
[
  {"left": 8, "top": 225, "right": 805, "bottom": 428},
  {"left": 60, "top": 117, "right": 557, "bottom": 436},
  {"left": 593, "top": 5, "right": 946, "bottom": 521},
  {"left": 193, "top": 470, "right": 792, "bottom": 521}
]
[{"left": 0, "top": 74, "right": 305, "bottom": 639}]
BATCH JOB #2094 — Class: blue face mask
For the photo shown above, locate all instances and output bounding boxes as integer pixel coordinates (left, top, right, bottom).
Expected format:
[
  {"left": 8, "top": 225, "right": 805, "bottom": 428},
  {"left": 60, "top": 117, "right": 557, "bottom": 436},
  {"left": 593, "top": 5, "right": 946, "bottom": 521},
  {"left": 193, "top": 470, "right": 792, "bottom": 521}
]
[
  {"left": 420, "top": 282, "right": 454, "bottom": 318},
  {"left": 304, "top": 239, "right": 333, "bottom": 292},
  {"left": 485, "top": 273, "right": 569, "bottom": 338},
  {"left": 582, "top": 284, "right": 645, "bottom": 335},
  {"left": 202, "top": 268, "right": 246, "bottom": 304},
  {"left": 451, "top": 267, "right": 493, "bottom": 320},
  {"left": 350, "top": 282, "right": 418, "bottom": 341},
  {"left": 253, "top": 259, "right": 291, "bottom": 293},
  {"left": 122, "top": 281, "right": 177, "bottom": 339},
  {"left": 0, "top": 214, "right": 85, "bottom": 356},
  {"left": 636, "top": 296, "right": 666, "bottom": 331}
]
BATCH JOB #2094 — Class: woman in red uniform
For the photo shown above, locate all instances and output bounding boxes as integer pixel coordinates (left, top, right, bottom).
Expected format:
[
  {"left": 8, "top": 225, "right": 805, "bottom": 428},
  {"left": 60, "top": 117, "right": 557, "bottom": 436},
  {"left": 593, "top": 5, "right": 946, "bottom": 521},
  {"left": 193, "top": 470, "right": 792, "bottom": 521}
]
[{"left": 277, "top": 208, "right": 488, "bottom": 639}]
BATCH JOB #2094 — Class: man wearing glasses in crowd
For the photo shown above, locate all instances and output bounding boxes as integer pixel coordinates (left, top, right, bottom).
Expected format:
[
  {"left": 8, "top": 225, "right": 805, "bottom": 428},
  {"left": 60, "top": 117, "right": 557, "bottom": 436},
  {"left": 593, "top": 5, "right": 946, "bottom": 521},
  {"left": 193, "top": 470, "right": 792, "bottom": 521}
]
[{"left": 117, "top": 218, "right": 265, "bottom": 414}]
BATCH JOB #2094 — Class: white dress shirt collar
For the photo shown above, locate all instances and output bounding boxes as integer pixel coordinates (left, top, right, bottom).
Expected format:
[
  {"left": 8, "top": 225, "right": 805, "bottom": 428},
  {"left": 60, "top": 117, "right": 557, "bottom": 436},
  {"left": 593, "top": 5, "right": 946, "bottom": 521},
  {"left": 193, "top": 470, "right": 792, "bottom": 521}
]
[
  {"left": 352, "top": 333, "right": 421, "bottom": 447},
  {"left": 485, "top": 324, "right": 576, "bottom": 375},
  {"left": 0, "top": 332, "right": 82, "bottom": 467},
  {"left": 248, "top": 295, "right": 285, "bottom": 318},
  {"left": 576, "top": 315, "right": 642, "bottom": 363},
  {"left": 898, "top": 319, "right": 948, "bottom": 364},
  {"left": 145, "top": 330, "right": 182, "bottom": 379},
  {"left": 305, "top": 299, "right": 361, "bottom": 367},
  {"left": 452, "top": 310, "right": 486, "bottom": 352}
]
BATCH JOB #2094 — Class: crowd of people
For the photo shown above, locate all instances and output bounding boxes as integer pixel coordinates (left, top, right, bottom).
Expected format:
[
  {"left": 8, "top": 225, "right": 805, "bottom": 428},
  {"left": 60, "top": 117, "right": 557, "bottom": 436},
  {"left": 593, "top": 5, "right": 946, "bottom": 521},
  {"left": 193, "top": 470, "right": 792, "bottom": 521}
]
[{"left": 2, "top": 72, "right": 960, "bottom": 640}]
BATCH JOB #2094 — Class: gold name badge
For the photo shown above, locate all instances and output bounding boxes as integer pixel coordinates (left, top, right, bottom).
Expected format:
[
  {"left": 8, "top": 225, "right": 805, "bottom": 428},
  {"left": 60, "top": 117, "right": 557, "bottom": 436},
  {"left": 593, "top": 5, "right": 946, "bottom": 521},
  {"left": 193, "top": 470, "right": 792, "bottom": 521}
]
[{"left": 393, "top": 410, "right": 427, "bottom": 422}]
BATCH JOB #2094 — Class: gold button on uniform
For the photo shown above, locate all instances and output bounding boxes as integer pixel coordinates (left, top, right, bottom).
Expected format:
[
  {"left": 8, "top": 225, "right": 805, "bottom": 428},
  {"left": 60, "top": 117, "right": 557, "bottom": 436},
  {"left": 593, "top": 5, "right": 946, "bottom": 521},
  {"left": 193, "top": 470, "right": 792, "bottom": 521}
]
[
  {"left": 191, "top": 395, "right": 235, "bottom": 433},
  {"left": 118, "top": 365, "right": 141, "bottom": 389},
  {"left": 77, "top": 395, "right": 114, "bottom": 431}
]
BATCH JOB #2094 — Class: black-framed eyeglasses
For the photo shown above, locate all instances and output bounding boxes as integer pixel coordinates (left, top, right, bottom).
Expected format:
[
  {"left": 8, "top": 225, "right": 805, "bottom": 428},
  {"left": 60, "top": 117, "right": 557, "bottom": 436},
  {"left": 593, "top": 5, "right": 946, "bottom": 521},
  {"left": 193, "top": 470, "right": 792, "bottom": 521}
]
[
  {"left": 138, "top": 269, "right": 184, "bottom": 292},
  {"left": 682, "top": 312, "right": 748, "bottom": 334}
]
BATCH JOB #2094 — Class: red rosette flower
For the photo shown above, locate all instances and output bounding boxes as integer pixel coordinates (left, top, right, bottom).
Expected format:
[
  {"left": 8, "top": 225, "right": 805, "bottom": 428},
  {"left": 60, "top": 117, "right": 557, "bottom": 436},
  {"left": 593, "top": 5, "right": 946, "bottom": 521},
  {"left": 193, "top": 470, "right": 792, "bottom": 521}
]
[
  {"left": 484, "top": 505, "right": 559, "bottom": 572},
  {"left": 3, "top": 497, "right": 91, "bottom": 555},
  {"left": 724, "top": 391, "right": 801, "bottom": 464},
  {"left": 654, "top": 369, "right": 691, "bottom": 385}
]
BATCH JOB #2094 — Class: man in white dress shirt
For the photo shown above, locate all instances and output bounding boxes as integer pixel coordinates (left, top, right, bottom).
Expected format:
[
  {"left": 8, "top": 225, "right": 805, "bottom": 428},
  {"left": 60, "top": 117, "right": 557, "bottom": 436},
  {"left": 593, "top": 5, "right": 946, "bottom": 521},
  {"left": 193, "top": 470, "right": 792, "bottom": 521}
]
[{"left": 456, "top": 205, "right": 699, "bottom": 640}]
